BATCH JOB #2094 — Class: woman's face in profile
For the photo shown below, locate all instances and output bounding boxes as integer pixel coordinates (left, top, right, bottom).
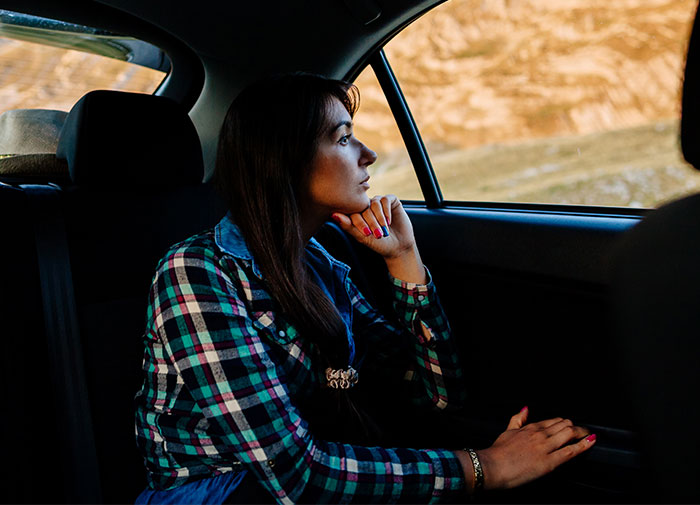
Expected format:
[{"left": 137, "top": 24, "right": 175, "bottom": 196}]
[{"left": 304, "top": 96, "right": 377, "bottom": 217}]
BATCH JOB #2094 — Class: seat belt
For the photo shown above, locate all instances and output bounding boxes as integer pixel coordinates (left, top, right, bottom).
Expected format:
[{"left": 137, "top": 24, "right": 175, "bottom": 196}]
[{"left": 21, "top": 184, "right": 102, "bottom": 504}]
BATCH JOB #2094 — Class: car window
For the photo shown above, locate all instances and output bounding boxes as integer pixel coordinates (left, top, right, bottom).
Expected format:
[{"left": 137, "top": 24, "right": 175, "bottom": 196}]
[
  {"left": 353, "top": 64, "right": 423, "bottom": 200},
  {"left": 0, "top": 10, "right": 167, "bottom": 156},
  {"left": 376, "top": 0, "right": 698, "bottom": 208}
]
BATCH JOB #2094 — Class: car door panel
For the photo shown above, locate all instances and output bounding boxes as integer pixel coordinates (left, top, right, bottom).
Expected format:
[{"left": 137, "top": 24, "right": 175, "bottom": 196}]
[{"left": 405, "top": 206, "right": 645, "bottom": 499}]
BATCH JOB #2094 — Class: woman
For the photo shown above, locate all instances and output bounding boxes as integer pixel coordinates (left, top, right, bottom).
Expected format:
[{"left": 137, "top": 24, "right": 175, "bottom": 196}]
[{"left": 134, "top": 73, "right": 596, "bottom": 504}]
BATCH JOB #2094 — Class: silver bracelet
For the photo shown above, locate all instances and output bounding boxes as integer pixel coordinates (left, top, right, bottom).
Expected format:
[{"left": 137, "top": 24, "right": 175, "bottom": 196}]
[{"left": 464, "top": 448, "right": 484, "bottom": 494}]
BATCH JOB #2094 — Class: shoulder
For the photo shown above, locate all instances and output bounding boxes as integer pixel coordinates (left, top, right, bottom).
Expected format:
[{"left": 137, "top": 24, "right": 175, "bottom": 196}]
[
  {"left": 307, "top": 237, "right": 350, "bottom": 271},
  {"left": 152, "top": 228, "right": 238, "bottom": 287}
]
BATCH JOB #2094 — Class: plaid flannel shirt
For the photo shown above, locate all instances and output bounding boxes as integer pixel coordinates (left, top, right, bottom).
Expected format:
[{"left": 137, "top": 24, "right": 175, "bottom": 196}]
[{"left": 134, "top": 215, "right": 466, "bottom": 503}]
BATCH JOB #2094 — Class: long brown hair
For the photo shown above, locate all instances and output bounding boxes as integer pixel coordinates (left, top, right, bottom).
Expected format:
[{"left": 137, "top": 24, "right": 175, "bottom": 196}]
[{"left": 214, "top": 73, "right": 379, "bottom": 443}]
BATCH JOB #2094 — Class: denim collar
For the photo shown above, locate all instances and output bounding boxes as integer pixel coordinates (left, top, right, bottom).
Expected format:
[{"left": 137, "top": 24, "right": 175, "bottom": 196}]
[
  {"left": 214, "top": 212, "right": 355, "bottom": 364},
  {"left": 214, "top": 212, "right": 351, "bottom": 280}
]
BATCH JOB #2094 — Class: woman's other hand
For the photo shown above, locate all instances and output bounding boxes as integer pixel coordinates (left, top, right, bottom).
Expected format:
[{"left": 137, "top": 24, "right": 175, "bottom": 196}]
[
  {"left": 331, "top": 194, "right": 416, "bottom": 259},
  {"left": 461, "top": 407, "right": 596, "bottom": 492}
]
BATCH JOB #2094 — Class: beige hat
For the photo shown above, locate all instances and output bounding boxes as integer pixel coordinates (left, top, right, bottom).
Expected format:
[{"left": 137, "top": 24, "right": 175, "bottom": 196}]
[{"left": 0, "top": 109, "right": 68, "bottom": 155}]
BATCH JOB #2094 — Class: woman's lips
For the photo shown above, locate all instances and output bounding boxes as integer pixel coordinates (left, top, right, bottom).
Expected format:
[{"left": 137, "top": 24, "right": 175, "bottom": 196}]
[{"left": 360, "top": 176, "right": 370, "bottom": 189}]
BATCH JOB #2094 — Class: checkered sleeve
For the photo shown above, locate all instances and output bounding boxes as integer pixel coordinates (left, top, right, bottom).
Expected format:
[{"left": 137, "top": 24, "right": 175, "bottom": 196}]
[
  {"left": 152, "top": 244, "right": 465, "bottom": 503},
  {"left": 347, "top": 267, "right": 465, "bottom": 411}
]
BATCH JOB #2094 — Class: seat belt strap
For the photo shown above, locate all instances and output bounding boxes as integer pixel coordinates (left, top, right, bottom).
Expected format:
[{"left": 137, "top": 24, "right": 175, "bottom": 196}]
[{"left": 21, "top": 184, "right": 102, "bottom": 503}]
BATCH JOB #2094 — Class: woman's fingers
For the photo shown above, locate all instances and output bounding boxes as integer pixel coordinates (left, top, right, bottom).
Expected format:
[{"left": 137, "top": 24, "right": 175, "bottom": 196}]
[
  {"left": 331, "top": 194, "right": 416, "bottom": 259},
  {"left": 349, "top": 213, "right": 372, "bottom": 237},
  {"left": 331, "top": 198, "right": 390, "bottom": 241},
  {"left": 380, "top": 195, "right": 393, "bottom": 226},
  {"left": 545, "top": 424, "right": 590, "bottom": 452},
  {"left": 541, "top": 418, "right": 573, "bottom": 434},
  {"left": 331, "top": 212, "right": 369, "bottom": 241},
  {"left": 507, "top": 406, "right": 529, "bottom": 430},
  {"left": 363, "top": 197, "right": 389, "bottom": 238},
  {"left": 532, "top": 417, "right": 565, "bottom": 430},
  {"left": 549, "top": 432, "right": 597, "bottom": 468}
]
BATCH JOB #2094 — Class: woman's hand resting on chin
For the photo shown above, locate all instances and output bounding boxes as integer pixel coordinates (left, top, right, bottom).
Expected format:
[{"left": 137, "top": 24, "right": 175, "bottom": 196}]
[
  {"left": 331, "top": 194, "right": 427, "bottom": 283},
  {"left": 330, "top": 194, "right": 416, "bottom": 260}
]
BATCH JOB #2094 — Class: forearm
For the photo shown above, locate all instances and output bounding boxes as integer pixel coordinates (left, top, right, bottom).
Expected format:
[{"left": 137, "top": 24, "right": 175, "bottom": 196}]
[
  {"left": 290, "top": 441, "right": 467, "bottom": 503},
  {"left": 383, "top": 262, "right": 464, "bottom": 411}
]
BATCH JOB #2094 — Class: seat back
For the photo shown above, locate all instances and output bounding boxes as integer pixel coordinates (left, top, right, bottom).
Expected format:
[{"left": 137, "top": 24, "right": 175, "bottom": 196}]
[
  {"left": 0, "top": 90, "right": 225, "bottom": 503},
  {"left": 54, "top": 90, "right": 227, "bottom": 503},
  {"left": 611, "top": 8, "right": 700, "bottom": 500},
  {"left": 611, "top": 195, "right": 700, "bottom": 501}
]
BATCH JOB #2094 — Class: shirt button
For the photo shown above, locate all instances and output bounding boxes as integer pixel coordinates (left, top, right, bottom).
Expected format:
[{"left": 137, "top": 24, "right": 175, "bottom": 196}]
[
  {"left": 267, "top": 459, "right": 275, "bottom": 468},
  {"left": 278, "top": 330, "right": 286, "bottom": 338},
  {"left": 417, "top": 294, "right": 425, "bottom": 302}
]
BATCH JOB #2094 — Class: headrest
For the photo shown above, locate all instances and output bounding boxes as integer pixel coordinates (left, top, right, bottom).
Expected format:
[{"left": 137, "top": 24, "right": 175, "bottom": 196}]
[
  {"left": 0, "top": 109, "right": 67, "bottom": 155},
  {"left": 56, "top": 90, "right": 203, "bottom": 187}
]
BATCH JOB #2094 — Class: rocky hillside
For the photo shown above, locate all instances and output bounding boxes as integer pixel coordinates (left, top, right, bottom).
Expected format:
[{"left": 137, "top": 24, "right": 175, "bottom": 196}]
[
  {"left": 0, "top": 38, "right": 163, "bottom": 113},
  {"left": 351, "top": 0, "right": 699, "bottom": 206},
  {"left": 355, "top": 0, "right": 696, "bottom": 153}
]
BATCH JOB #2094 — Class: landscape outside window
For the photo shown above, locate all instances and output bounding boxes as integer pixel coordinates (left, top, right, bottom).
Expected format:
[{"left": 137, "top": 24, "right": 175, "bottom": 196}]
[
  {"left": 354, "top": 0, "right": 698, "bottom": 208},
  {"left": 0, "top": 22, "right": 165, "bottom": 156}
]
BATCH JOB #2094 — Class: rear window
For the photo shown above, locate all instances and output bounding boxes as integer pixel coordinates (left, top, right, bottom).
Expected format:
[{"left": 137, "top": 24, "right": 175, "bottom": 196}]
[{"left": 0, "top": 10, "right": 167, "bottom": 155}]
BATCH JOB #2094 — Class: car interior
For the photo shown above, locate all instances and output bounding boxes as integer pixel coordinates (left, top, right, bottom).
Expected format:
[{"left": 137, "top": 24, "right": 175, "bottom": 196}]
[{"left": 0, "top": 0, "right": 698, "bottom": 503}]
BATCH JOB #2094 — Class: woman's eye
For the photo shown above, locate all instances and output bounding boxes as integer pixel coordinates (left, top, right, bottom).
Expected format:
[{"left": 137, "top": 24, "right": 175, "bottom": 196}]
[{"left": 338, "top": 134, "right": 350, "bottom": 145}]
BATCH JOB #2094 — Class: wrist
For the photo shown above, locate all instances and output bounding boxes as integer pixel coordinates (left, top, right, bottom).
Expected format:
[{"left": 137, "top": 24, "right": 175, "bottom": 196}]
[
  {"left": 383, "top": 241, "right": 416, "bottom": 261},
  {"left": 454, "top": 450, "right": 475, "bottom": 495},
  {"left": 383, "top": 244, "right": 426, "bottom": 284},
  {"left": 475, "top": 448, "right": 501, "bottom": 491}
]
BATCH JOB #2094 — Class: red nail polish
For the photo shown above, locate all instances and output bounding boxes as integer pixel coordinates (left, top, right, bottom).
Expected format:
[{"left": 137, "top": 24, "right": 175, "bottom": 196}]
[
  {"left": 373, "top": 228, "right": 382, "bottom": 238},
  {"left": 363, "top": 227, "right": 371, "bottom": 236},
  {"left": 586, "top": 434, "right": 597, "bottom": 442},
  {"left": 520, "top": 406, "right": 528, "bottom": 412},
  {"left": 331, "top": 214, "right": 341, "bottom": 224}
]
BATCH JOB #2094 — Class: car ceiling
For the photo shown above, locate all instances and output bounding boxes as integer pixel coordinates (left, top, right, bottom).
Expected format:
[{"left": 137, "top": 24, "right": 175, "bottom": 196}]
[
  {"left": 96, "top": 0, "right": 439, "bottom": 69},
  {"left": 1, "top": 0, "right": 442, "bottom": 78}
]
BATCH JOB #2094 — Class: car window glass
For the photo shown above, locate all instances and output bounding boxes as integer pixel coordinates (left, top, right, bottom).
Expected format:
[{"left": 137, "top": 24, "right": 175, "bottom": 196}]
[
  {"left": 0, "top": 10, "right": 166, "bottom": 156},
  {"left": 383, "top": 0, "right": 698, "bottom": 208},
  {"left": 353, "top": 65, "right": 423, "bottom": 200}
]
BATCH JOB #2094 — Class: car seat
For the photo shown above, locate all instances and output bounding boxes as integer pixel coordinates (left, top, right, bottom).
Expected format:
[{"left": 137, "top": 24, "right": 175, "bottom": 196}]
[{"left": 610, "top": 7, "right": 700, "bottom": 502}]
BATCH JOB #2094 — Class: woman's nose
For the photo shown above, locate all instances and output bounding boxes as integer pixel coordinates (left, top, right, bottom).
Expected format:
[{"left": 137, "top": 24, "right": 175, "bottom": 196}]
[{"left": 361, "top": 143, "right": 378, "bottom": 167}]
